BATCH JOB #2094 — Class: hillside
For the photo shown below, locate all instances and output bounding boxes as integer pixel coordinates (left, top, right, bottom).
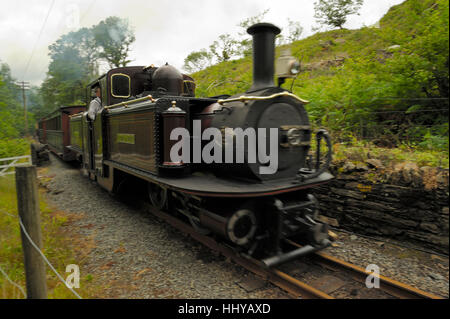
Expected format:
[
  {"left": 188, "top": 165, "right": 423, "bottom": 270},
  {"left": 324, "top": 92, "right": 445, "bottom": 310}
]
[{"left": 192, "top": 0, "right": 449, "bottom": 155}]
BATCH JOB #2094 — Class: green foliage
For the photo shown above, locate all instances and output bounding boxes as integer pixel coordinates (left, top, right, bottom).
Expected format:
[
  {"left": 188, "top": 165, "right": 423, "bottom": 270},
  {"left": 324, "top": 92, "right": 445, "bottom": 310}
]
[
  {"left": 418, "top": 127, "right": 449, "bottom": 152},
  {"left": 379, "top": 0, "right": 449, "bottom": 99},
  {"left": 26, "top": 87, "right": 46, "bottom": 121},
  {"left": 292, "top": 0, "right": 448, "bottom": 150},
  {"left": 193, "top": 58, "right": 252, "bottom": 97},
  {"left": 0, "top": 174, "right": 103, "bottom": 298},
  {"left": 92, "top": 16, "right": 135, "bottom": 68},
  {"left": 41, "top": 43, "right": 91, "bottom": 110},
  {"left": 192, "top": 0, "right": 448, "bottom": 160},
  {"left": 0, "top": 63, "right": 34, "bottom": 137},
  {"left": 314, "top": 0, "right": 364, "bottom": 30},
  {"left": 286, "top": 19, "right": 304, "bottom": 44},
  {"left": 40, "top": 16, "right": 135, "bottom": 110},
  {"left": 237, "top": 9, "right": 270, "bottom": 56},
  {"left": 276, "top": 19, "right": 304, "bottom": 46},
  {"left": 183, "top": 50, "right": 213, "bottom": 73},
  {"left": 0, "top": 139, "right": 29, "bottom": 158},
  {"left": 209, "top": 34, "right": 240, "bottom": 63},
  {"left": 183, "top": 10, "right": 304, "bottom": 73},
  {"left": 333, "top": 134, "right": 449, "bottom": 169},
  {"left": 1, "top": 16, "right": 134, "bottom": 140}
]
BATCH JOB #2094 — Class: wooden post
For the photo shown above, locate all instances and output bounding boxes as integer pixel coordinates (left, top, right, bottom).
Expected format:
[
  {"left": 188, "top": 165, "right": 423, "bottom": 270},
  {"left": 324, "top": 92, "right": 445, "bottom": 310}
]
[
  {"left": 16, "top": 81, "right": 30, "bottom": 135},
  {"left": 15, "top": 165, "right": 47, "bottom": 299}
]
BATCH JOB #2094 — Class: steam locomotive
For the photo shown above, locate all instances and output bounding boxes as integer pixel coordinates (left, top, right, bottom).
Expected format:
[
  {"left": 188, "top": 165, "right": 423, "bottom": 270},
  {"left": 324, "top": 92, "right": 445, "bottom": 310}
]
[{"left": 38, "top": 23, "right": 334, "bottom": 267}]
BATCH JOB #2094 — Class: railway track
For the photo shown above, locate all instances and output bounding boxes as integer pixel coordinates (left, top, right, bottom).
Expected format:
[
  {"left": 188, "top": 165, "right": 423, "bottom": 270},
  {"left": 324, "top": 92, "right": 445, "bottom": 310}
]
[
  {"left": 285, "top": 240, "right": 443, "bottom": 299},
  {"left": 145, "top": 203, "right": 444, "bottom": 299}
]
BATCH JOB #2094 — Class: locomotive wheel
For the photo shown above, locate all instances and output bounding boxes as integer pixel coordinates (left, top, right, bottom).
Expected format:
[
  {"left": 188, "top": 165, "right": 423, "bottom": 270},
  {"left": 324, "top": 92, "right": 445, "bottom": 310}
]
[
  {"left": 226, "top": 209, "right": 257, "bottom": 246},
  {"left": 148, "top": 183, "right": 167, "bottom": 209}
]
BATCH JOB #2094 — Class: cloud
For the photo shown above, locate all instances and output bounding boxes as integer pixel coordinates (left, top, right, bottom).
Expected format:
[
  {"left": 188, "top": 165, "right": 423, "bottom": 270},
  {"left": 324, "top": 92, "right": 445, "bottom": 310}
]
[{"left": 0, "top": 0, "right": 405, "bottom": 86}]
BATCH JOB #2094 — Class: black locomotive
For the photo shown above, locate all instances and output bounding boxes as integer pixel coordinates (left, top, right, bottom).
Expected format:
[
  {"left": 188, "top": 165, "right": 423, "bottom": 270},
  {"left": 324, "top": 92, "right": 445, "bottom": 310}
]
[{"left": 39, "top": 23, "right": 334, "bottom": 267}]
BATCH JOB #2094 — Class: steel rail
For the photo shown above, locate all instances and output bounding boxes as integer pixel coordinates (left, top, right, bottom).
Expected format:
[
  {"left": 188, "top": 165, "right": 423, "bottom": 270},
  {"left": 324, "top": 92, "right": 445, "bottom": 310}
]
[
  {"left": 145, "top": 204, "right": 333, "bottom": 299},
  {"left": 285, "top": 240, "right": 444, "bottom": 299},
  {"left": 145, "top": 203, "right": 442, "bottom": 299}
]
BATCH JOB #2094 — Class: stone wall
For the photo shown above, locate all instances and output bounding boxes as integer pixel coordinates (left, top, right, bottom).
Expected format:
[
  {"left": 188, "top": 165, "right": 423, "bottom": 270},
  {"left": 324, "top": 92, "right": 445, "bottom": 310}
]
[{"left": 313, "top": 160, "right": 449, "bottom": 254}]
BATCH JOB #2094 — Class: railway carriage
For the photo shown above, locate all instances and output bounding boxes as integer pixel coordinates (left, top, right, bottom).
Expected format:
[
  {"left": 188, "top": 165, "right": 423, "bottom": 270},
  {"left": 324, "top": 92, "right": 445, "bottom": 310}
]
[
  {"left": 42, "top": 23, "right": 335, "bottom": 267},
  {"left": 38, "top": 105, "right": 85, "bottom": 161}
]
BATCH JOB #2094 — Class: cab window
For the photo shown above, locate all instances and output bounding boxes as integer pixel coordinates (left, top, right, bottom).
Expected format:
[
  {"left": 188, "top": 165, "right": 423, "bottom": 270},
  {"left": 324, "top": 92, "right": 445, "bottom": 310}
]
[{"left": 111, "top": 74, "right": 131, "bottom": 98}]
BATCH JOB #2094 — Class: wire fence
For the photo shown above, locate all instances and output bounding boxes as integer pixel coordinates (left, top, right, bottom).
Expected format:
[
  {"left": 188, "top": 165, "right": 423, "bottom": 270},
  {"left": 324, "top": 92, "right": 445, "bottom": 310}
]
[
  {"left": 0, "top": 209, "right": 82, "bottom": 299},
  {"left": 360, "top": 108, "right": 448, "bottom": 144},
  {"left": 0, "top": 264, "right": 27, "bottom": 298},
  {"left": 314, "top": 103, "right": 449, "bottom": 147}
]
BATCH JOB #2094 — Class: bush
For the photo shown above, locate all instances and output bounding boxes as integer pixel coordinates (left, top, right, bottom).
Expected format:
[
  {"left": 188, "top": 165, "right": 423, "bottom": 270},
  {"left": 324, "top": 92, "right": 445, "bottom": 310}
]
[{"left": 0, "top": 139, "right": 30, "bottom": 158}]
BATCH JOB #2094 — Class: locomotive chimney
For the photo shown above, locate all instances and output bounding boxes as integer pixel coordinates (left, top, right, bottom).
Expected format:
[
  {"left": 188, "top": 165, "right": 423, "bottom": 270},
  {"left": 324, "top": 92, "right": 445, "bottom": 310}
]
[{"left": 247, "top": 22, "right": 281, "bottom": 92}]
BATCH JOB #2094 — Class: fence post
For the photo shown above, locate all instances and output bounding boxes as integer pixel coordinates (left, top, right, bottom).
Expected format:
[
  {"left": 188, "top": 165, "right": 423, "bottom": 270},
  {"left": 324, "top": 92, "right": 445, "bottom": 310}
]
[{"left": 15, "top": 165, "right": 47, "bottom": 299}]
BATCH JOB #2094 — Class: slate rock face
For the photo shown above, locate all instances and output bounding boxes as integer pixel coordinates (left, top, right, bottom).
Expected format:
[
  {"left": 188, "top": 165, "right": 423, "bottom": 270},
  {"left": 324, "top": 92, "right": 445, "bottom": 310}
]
[{"left": 313, "top": 162, "right": 449, "bottom": 254}]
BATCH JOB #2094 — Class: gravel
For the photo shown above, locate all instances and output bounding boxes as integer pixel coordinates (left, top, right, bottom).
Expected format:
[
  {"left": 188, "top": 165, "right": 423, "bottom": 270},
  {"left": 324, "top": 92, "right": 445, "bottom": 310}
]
[
  {"left": 41, "top": 154, "right": 448, "bottom": 299},
  {"left": 41, "top": 155, "right": 288, "bottom": 299},
  {"left": 322, "top": 232, "right": 449, "bottom": 298}
]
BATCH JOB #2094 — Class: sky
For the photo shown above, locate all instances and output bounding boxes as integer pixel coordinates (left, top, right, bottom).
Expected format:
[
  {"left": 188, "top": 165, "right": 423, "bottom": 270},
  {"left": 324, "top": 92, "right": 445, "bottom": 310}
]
[{"left": 0, "top": 0, "right": 405, "bottom": 86}]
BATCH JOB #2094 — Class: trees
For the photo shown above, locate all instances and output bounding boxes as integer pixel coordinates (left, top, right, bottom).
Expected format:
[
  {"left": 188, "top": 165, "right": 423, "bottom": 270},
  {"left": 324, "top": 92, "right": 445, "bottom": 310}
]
[
  {"left": 277, "top": 19, "right": 304, "bottom": 45},
  {"left": 42, "top": 29, "right": 93, "bottom": 110},
  {"left": 41, "top": 16, "right": 135, "bottom": 109},
  {"left": 183, "top": 50, "right": 213, "bottom": 73},
  {"left": 0, "top": 77, "right": 19, "bottom": 139},
  {"left": 314, "top": 0, "right": 364, "bottom": 29},
  {"left": 285, "top": 19, "right": 304, "bottom": 43},
  {"left": 0, "top": 62, "right": 30, "bottom": 138},
  {"left": 182, "top": 10, "right": 305, "bottom": 74},
  {"left": 237, "top": 9, "right": 270, "bottom": 56},
  {"left": 209, "top": 34, "right": 239, "bottom": 63},
  {"left": 48, "top": 27, "right": 98, "bottom": 78},
  {"left": 92, "top": 17, "right": 135, "bottom": 68},
  {"left": 182, "top": 32, "right": 240, "bottom": 74}
]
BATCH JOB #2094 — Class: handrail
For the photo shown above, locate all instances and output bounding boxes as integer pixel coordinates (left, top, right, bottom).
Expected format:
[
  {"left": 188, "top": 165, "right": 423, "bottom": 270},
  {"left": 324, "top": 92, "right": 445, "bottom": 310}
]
[
  {"left": 69, "top": 95, "right": 158, "bottom": 118},
  {"left": 69, "top": 95, "right": 157, "bottom": 118},
  {"left": 298, "top": 129, "right": 332, "bottom": 181},
  {"left": 104, "top": 94, "right": 156, "bottom": 110},
  {"left": 217, "top": 91, "right": 309, "bottom": 105},
  {"left": 69, "top": 111, "right": 85, "bottom": 118}
]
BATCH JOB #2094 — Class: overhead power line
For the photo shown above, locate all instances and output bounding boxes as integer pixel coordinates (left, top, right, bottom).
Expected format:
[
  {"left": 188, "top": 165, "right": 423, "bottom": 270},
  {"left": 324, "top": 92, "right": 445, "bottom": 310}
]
[
  {"left": 21, "top": 0, "right": 56, "bottom": 81},
  {"left": 80, "top": 0, "right": 96, "bottom": 24}
]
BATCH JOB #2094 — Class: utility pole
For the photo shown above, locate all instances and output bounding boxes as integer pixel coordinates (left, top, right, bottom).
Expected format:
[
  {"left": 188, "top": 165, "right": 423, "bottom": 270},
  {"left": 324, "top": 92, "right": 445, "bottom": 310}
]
[{"left": 16, "top": 81, "right": 30, "bottom": 135}]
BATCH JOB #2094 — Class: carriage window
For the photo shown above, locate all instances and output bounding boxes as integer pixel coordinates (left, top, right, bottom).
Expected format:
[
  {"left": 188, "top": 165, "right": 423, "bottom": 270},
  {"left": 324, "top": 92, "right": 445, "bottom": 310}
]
[{"left": 111, "top": 74, "right": 131, "bottom": 98}]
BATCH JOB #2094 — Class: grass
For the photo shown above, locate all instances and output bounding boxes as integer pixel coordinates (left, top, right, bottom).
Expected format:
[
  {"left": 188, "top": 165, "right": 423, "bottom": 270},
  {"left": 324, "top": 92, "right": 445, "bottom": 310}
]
[
  {"left": 0, "top": 170, "right": 104, "bottom": 299},
  {"left": 332, "top": 137, "right": 449, "bottom": 169},
  {"left": 0, "top": 138, "right": 31, "bottom": 159},
  {"left": 190, "top": 0, "right": 448, "bottom": 162}
]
